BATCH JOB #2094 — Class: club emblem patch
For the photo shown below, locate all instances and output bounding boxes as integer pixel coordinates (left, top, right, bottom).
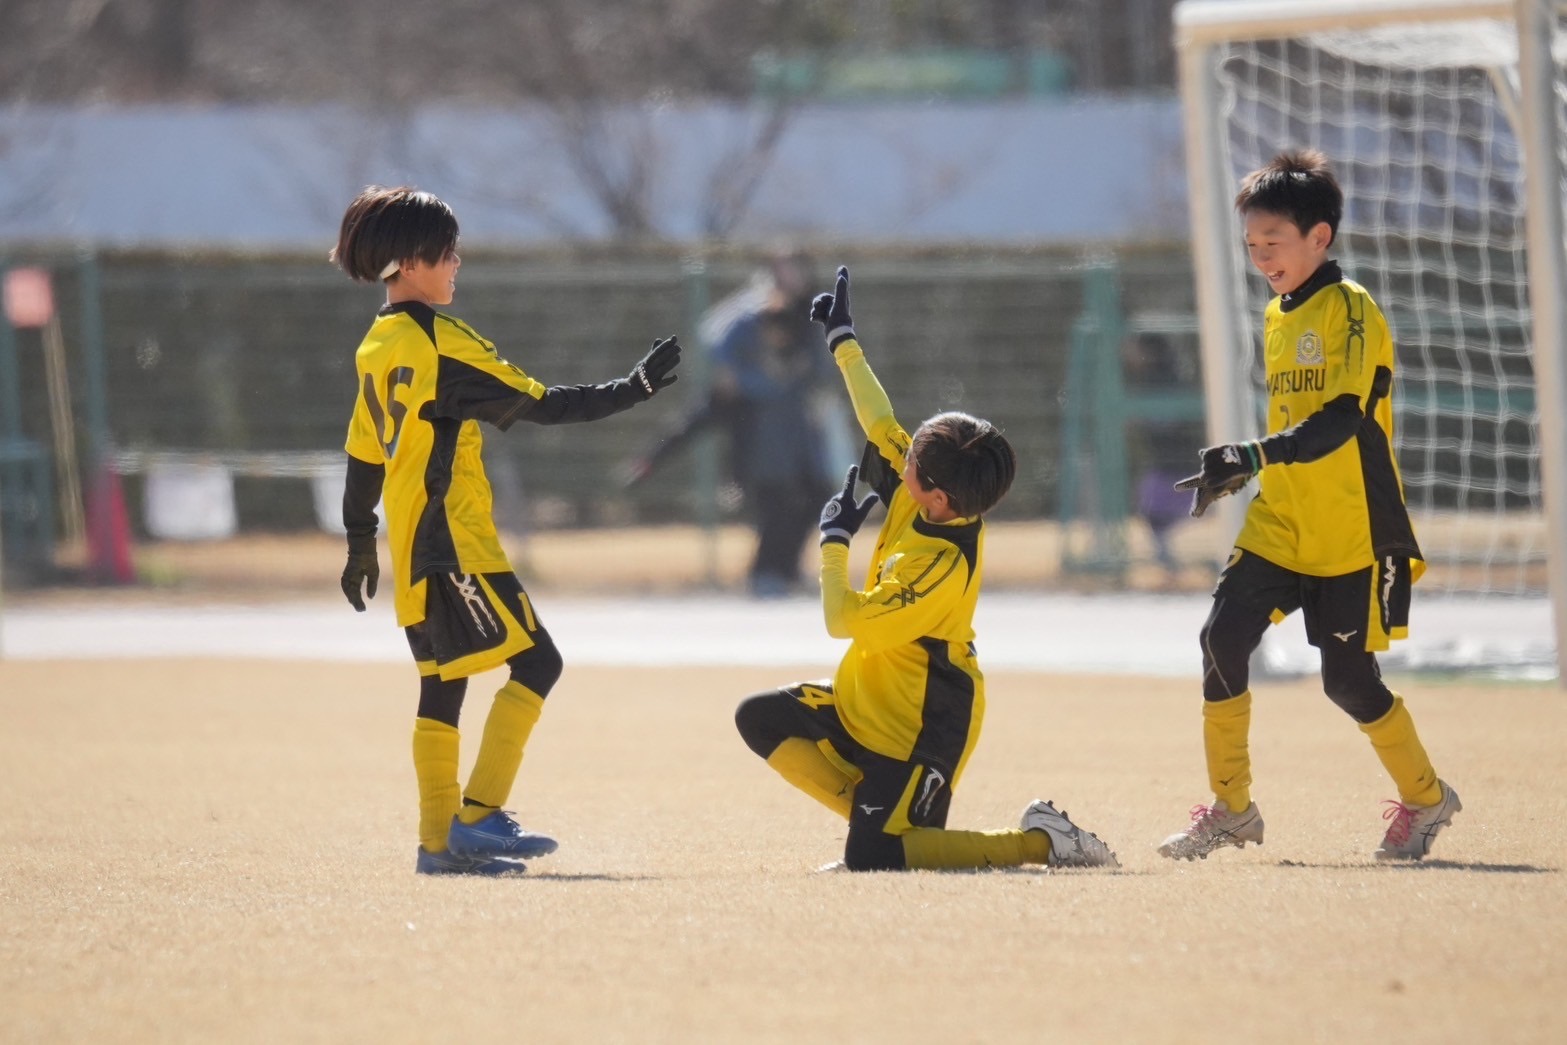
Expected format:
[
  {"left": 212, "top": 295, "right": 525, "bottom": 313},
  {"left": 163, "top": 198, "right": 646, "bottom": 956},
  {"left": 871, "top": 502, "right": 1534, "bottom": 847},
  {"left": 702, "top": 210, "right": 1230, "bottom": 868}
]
[
  {"left": 1296, "top": 330, "right": 1324, "bottom": 365},
  {"left": 878, "top": 552, "right": 903, "bottom": 583}
]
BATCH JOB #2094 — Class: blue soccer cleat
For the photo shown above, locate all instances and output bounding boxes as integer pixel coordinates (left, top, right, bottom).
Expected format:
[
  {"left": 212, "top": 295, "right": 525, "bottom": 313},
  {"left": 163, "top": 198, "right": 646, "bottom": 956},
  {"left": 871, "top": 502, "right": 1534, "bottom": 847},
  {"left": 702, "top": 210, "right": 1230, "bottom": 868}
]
[
  {"left": 446, "top": 809, "right": 559, "bottom": 859},
  {"left": 414, "top": 846, "right": 528, "bottom": 876}
]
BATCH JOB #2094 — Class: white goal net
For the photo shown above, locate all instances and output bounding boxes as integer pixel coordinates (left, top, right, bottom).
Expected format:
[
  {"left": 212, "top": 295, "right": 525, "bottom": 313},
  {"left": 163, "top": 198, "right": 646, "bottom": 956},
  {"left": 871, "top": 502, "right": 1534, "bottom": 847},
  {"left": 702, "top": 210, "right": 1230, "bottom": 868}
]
[{"left": 1177, "top": 0, "right": 1567, "bottom": 677}]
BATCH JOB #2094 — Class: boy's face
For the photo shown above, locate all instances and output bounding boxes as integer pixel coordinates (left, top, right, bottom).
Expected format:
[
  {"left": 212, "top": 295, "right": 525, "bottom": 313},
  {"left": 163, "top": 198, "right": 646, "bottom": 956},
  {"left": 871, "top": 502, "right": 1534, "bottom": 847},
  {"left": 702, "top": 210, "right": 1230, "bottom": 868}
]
[
  {"left": 1243, "top": 209, "right": 1331, "bottom": 296},
  {"left": 393, "top": 250, "right": 461, "bottom": 306}
]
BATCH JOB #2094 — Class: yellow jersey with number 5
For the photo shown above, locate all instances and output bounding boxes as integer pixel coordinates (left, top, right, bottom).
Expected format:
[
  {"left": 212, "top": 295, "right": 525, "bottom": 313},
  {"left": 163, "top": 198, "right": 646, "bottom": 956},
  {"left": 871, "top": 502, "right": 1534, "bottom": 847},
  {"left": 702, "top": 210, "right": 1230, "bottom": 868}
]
[{"left": 1235, "top": 269, "right": 1423, "bottom": 577}]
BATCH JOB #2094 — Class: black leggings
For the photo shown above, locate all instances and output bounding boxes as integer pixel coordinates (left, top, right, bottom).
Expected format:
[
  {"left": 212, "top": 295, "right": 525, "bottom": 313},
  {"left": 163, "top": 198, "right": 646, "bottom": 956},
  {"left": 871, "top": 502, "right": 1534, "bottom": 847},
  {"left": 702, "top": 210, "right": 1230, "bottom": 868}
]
[
  {"left": 1202, "top": 582, "right": 1394, "bottom": 724},
  {"left": 416, "top": 627, "right": 564, "bottom": 727}
]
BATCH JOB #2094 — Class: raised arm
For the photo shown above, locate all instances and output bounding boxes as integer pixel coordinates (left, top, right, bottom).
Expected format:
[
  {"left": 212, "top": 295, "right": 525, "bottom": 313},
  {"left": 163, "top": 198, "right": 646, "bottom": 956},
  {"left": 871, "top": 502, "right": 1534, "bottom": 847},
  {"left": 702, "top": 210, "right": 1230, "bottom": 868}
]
[{"left": 810, "top": 266, "right": 896, "bottom": 439}]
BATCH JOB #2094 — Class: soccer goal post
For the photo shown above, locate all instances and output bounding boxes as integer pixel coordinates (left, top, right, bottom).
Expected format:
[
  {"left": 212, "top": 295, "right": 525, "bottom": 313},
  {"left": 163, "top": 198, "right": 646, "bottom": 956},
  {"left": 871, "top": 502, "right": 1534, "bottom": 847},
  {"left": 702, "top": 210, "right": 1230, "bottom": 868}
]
[{"left": 1175, "top": 0, "right": 1567, "bottom": 679}]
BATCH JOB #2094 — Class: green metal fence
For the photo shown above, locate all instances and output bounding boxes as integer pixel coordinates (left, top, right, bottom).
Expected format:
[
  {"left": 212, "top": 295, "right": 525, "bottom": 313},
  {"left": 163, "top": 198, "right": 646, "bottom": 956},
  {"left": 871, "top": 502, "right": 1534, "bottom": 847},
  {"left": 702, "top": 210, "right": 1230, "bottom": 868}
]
[{"left": 0, "top": 245, "right": 1200, "bottom": 585}]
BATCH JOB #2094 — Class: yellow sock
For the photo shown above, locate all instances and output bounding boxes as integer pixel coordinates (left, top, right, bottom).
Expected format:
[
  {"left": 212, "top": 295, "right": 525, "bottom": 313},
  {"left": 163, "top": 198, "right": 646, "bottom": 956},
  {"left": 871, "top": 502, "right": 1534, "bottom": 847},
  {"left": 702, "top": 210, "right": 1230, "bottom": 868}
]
[
  {"left": 1359, "top": 694, "right": 1441, "bottom": 806},
  {"left": 902, "top": 827, "right": 1051, "bottom": 870},
  {"left": 765, "top": 737, "right": 859, "bottom": 820},
  {"left": 461, "top": 680, "right": 545, "bottom": 816},
  {"left": 412, "top": 718, "right": 461, "bottom": 853},
  {"left": 1204, "top": 690, "right": 1253, "bottom": 812}
]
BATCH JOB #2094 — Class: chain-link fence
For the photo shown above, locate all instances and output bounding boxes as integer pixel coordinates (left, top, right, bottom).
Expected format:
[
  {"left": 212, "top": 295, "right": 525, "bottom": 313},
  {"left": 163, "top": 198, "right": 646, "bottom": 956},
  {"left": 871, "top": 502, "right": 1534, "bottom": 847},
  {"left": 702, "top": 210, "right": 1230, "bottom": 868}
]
[{"left": 0, "top": 245, "right": 1199, "bottom": 587}]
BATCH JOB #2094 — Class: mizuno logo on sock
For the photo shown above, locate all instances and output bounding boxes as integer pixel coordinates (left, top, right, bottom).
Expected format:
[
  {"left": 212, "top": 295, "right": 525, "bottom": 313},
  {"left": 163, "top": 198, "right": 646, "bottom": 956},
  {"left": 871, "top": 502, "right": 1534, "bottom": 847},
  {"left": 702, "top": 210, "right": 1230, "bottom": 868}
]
[
  {"left": 1333, "top": 630, "right": 1358, "bottom": 642},
  {"left": 859, "top": 805, "right": 883, "bottom": 815}
]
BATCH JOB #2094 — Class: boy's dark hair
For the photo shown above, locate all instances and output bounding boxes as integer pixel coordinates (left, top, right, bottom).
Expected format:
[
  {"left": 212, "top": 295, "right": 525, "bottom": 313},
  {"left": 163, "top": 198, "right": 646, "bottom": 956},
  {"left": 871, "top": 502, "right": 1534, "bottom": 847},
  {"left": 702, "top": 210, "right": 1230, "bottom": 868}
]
[
  {"left": 910, "top": 411, "right": 1016, "bottom": 518},
  {"left": 330, "top": 186, "right": 459, "bottom": 283},
  {"left": 1234, "top": 149, "right": 1343, "bottom": 246}
]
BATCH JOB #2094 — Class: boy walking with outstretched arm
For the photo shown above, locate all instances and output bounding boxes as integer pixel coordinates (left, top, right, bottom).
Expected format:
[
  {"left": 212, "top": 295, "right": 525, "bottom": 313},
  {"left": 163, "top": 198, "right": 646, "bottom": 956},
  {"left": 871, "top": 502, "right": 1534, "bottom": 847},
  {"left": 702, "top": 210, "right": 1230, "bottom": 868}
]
[
  {"left": 333, "top": 186, "right": 681, "bottom": 875},
  {"left": 1161, "top": 150, "right": 1460, "bottom": 862}
]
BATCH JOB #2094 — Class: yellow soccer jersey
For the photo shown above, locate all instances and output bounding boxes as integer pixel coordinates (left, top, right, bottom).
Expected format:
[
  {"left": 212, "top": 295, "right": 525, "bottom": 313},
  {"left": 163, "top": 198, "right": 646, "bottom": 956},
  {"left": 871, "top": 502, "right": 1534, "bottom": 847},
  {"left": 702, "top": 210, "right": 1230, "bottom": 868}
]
[
  {"left": 1236, "top": 266, "right": 1423, "bottom": 577},
  {"left": 344, "top": 301, "right": 545, "bottom": 626},
  {"left": 820, "top": 339, "right": 986, "bottom": 778}
]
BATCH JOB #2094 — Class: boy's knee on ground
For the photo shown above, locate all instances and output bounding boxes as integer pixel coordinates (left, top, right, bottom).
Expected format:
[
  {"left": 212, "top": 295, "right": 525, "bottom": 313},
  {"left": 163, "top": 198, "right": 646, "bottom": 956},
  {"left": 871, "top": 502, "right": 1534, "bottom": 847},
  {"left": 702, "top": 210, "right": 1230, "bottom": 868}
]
[
  {"left": 735, "top": 693, "right": 791, "bottom": 758},
  {"left": 844, "top": 827, "right": 906, "bottom": 872}
]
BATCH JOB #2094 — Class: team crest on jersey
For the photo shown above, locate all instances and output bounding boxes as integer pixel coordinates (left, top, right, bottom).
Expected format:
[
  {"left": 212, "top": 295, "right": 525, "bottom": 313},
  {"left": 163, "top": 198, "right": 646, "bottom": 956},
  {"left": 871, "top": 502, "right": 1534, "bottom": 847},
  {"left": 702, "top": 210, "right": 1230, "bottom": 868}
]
[
  {"left": 878, "top": 553, "right": 904, "bottom": 584},
  {"left": 1296, "top": 330, "right": 1324, "bottom": 365}
]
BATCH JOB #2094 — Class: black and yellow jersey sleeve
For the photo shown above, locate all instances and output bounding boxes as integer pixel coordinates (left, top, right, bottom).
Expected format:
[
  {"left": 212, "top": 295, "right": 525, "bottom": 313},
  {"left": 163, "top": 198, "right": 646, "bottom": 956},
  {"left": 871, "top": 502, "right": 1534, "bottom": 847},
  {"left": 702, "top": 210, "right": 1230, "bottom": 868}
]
[
  {"left": 426, "top": 312, "right": 546, "bottom": 427},
  {"left": 1237, "top": 267, "right": 1423, "bottom": 579}
]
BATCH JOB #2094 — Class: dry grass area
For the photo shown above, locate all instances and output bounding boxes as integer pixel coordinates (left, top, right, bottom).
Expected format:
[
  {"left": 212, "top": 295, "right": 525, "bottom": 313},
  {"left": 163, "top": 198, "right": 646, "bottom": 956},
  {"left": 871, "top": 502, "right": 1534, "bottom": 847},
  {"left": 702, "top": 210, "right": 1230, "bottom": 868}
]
[{"left": 2, "top": 658, "right": 1563, "bottom": 1043}]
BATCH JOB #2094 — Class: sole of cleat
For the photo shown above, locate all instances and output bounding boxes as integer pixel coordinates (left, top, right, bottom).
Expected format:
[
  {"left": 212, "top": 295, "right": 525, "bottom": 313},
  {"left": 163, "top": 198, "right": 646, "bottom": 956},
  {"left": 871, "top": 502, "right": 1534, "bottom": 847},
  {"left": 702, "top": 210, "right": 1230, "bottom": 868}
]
[{"left": 1164, "top": 837, "right": 1257, "bottom": 861}]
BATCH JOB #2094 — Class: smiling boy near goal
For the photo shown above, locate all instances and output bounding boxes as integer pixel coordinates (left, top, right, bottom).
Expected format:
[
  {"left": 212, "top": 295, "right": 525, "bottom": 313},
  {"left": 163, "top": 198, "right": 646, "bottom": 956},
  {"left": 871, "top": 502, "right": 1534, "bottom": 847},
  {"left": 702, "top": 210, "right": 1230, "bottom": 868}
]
[{"left": 1162, "top": 150, "right": 1460, "bottom": 862}]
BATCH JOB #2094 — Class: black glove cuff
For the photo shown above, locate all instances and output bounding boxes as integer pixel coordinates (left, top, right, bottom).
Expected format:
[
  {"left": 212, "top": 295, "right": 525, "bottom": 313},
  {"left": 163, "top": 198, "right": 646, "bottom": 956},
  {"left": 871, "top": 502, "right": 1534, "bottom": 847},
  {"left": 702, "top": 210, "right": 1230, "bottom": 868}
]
[
  {"left": 826, "top": 326, "right": 856, "bottom": 352},
  {"left": 346, "top": 532, "right": 377, "bottom": 556},
  {"left": 1257, "top": 431, "right": 1296, "bottom": 466},
  {"left": 632, "top": 365, "right": 657, "bottom": 399},
  {"left": 820, "top": 533, "right": 852, "bottom": 547}
]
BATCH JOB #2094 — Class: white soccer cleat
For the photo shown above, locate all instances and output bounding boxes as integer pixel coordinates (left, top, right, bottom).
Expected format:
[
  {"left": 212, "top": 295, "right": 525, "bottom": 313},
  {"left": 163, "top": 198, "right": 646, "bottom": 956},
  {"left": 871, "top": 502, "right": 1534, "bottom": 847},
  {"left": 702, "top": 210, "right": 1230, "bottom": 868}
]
[
  {"left": 1021, "top": 799, "right": 1120, "bottom": 868},
  {"left": 1374, "top": 780, "right": 1461, "bottom": 861},
  {"left": 1157, "top": 800, "right": 1265, "bottom": 861}
]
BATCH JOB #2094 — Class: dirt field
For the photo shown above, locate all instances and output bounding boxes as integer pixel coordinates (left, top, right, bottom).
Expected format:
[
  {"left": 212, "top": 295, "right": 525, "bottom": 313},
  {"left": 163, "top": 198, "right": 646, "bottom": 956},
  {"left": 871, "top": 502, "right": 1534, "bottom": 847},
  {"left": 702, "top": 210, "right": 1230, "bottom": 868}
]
[{"left": 2, "top": 658, "right": 1563, "bottom": 1043}]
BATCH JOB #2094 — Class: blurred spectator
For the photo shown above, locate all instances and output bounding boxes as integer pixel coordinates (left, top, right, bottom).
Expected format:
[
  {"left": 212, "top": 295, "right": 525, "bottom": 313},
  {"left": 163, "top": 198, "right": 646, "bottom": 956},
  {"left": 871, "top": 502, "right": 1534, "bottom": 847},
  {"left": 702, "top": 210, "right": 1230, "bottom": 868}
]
[
  {"left": 625, "top": 252, "right": 848, "bottom": 597},
  {"left": 1124, "top": 331, "right": 1198, "bottom": 580}
]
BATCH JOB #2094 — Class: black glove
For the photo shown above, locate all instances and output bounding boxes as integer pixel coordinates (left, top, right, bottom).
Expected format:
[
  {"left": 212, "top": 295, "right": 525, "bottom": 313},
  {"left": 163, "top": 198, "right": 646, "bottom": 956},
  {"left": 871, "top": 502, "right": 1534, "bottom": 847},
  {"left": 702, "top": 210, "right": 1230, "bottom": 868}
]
[
  {"left": 1174, "top": 441, "right": 1265, "bottom": 518},
  {"left": 629, "top": 336, "right": 681, "bottom": 399},
  {"left": 819, "top": 465, "right": 880, "bottom": 546},
  {"left": 809, "top": 266, "right": 856, "bottom": 353},
  {"left": 341, "top": 534, "right": 379, "bottom": 611}
]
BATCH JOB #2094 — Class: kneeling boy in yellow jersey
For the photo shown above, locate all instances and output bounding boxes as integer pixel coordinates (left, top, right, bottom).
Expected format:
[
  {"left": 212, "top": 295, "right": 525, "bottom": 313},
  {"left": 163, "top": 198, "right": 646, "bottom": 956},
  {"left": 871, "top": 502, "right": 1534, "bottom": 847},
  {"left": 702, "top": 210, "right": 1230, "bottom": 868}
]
[{"left": 735, "top": 267, "right": 1118, "bottom": 872}]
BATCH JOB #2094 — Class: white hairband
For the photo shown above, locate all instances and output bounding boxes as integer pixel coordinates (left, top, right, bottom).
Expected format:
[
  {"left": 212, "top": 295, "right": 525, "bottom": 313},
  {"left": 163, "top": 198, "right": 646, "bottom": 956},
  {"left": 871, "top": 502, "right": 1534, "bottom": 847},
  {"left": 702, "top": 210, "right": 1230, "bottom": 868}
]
[{"left": 379, "top": 260, "right": 400, "bottom": 280}]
